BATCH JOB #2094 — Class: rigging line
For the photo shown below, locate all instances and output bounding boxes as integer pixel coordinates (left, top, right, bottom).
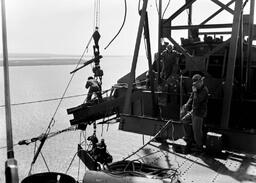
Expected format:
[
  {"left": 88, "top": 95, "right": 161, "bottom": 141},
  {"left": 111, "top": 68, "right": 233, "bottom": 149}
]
[
  {"left": 34, "top": 142, "right": 37, "bottom": 158},
  {"left": 65, "top": 152, "right": 78, "bottom": 174},
  {"left": 16, "top": 126, "right": 77, "bottom": 147},
  {"left": 77, "top": 131, "right": 82, "bottom": 181},
  {"left": 94, "top": 0, "right": 100, "bottom": 29},
  {"left": 0, "top": 143, "right": 18, "bottom": 150},
  {"left": 94, "top": 0, "right": 96, "bottom": 28},
  {"left": 85, "top": 35, "right": 93, "bottom": 53},
  {"left": 0, "top": 93, "right": 87, "bottom": 108},
  {"left": 155, "top": 0, "right": 159, "bottom": 14},
  {"left": 104, "top": 0, "right": 127, "bottom": 50},
  {"left": 40, "top": 151, "right": 50, "bottom": 172},
  {"left": 98, "top": 0, "right": 101, "bottom": 28},
  {"left": 28, "top": 142, "right": 37, "bottom": 175},
  {"left": 162, "top": 0, "right": 171, "bottom": 18},
  {"left": 44, "top": 33, "right": 97, "bottom": 135},
  {"left": 133, "top": 150, "right": 161, "bottom": 161},
  {"left": 122, "top": 120, "right": 173, "bottom": 161},
  {"left": 171, "top": 122, "right": 179, "bottom": 168},
  {"left": 29, "top": 33, "right": 94, "bottom": 168}
]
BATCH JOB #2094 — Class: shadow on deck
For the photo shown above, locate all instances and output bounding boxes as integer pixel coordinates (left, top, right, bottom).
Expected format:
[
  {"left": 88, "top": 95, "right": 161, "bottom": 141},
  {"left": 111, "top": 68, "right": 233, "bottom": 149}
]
[{"left": 132, "top": 141, "right": 256, "bottom": 183}]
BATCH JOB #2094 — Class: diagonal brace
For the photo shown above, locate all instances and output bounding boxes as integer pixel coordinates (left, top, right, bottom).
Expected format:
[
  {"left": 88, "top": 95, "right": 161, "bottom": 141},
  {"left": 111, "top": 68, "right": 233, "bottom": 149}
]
[
  {"left": 211, "top": 0, "right": 234, "bottom": 14},
  {"left": 201, "top": 0, "right": 235, "bottom": 25}
]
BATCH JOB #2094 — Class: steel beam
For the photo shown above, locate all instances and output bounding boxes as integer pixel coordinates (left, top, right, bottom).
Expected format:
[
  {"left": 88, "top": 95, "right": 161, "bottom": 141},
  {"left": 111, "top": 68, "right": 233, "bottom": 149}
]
[
  {"left": 211, "top": 0, "right": 234, "bottom": 14},
  {"left": 245, "top": 0, "right": 255, "bottom": 91},
  {"left": 157, "top": 0, "right": 162, "bottom": 85},
  {"left": 1, "top": 0, "right": 13, "bottom": 161},
  {"left": 164, "top": 23, "right": 233, "bottom": 30},
  {"left": 187, "top": 2, "right": 192, "bottom": 38},
  {"left": 198, "top": 31, "right": 231, "bottom": 35},
  {"left": 119, "top": 114, "right": 184, "bottom": 140},
  {"left": 144, "top": 12, "right": 158, "bottom": 117},
  {"left": 168, "top": 37, "right": 192, "bottom": 58},
  {"left": 1, "top": 0, "right": 19, "bottom": 181},
  {"left": 221, "top": 0, "right": 243, "bottom": 129},
  {"left": 123, "top": 0, "right": 148, "bottom": 114},
  {"left": 200, "top": 0, "right": 235, "bottom": 25},
  {"left": 163, "top": 0, "right": 197, "bottom": 25}
]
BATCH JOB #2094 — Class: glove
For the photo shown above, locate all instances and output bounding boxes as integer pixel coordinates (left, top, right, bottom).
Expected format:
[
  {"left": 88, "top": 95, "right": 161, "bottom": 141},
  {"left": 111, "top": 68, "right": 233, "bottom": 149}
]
[{"left": 192, "top": 85, "right": 197, "bottom": 92}]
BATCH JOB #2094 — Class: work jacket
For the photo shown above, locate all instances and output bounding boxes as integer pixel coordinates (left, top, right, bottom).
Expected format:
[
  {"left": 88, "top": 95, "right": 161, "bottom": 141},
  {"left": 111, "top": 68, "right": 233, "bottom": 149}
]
[
  {"left": 86, "top": 79, "right": 101, "bottom": 92},
  {"left": 186, "top": 85, "right": 209, "bottom": 118}
]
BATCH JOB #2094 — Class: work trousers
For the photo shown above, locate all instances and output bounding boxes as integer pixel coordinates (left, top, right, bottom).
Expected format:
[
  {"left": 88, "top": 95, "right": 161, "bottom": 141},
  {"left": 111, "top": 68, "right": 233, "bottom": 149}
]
[
  {"left": 183, "top": 114, "right": 203, "bottom": 147},
  {"left": 87, "top": 87, "right": 102, "bottom": 102}
]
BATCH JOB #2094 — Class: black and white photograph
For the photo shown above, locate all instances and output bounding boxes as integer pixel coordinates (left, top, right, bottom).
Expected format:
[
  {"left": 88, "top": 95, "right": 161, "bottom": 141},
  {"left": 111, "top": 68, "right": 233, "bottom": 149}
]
[{"left": 1, "top": 0, "right": 256, "bottom": 183}]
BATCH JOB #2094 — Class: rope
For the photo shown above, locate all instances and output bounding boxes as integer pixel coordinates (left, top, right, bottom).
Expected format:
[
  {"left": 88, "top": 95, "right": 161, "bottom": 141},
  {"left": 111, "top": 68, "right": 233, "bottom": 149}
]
[
  {"left": 15, "top": 126, "right": 77, "bottom": 147},
  {"left": 65, "top": 152, "right": 78, "bottom": 174},
  {"left": 77, "top": 132, "right": 82, "bottom": 181},
  {"left": 155, "top": 0, "right": 171, "bottom": 18},
  {"left": 94, "top": 0, "right": 100, "bottom": 29},
  {"left": 122, "top": 120, "right": 173, "bottom": 161},
  {"left": 0, "top": 143, "right": 18, "bottom": 150},
  {"left": 104, "top": 0, "right": 127, "bottom": 49},
  {"left": 43, "top": 33, "right": 93, "bottom": 136},
  {"left": 162, "top": 0, "right": 171, "bottom": 18},
  {"left": 0, "top": 88, "right": 113, "bottom": 108},
  {"left": 83, "top": 88, "right": 112, "bottom": 103},
  {"left": 25, "top": 1, "right": 98, "bottom": 171},
  {"left": 0, "top": 93, "right": 87, "bottom": 108},
  {"left": 34, "top": 142, "right": 37, "bottom": 158},
  {"left": 40, "top": 151, "right": 50, "bottom": 172},
  {"left": 133, "top": 150, "right": 161, "bottom": 161},
  {"left": 155, "top": 0, "right": 159, "bottom": 14}
]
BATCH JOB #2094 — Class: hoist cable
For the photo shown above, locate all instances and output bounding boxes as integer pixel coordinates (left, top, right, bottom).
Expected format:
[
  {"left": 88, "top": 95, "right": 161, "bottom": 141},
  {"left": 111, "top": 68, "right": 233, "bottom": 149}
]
[
  {"left": 162, "top": 0, "right": 171, "bottom": 18},
  {"left": 94, "top": 0, "right": 100, "bottom": 28},
  {"left": 27, "top": 0, "right": 103, "bottom": 172},
  {"left": 104, "top": 0, "right": 127, "bottom": 50},
  {"left": 40, "top": 151, "right": 50, "bottom": 172}
]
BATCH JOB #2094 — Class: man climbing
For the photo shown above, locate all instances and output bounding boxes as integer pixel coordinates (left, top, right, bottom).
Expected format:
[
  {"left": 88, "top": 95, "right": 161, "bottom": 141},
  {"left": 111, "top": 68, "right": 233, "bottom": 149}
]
[
  {"left": 182, "top": 74, "right": 209, "bottom": 152},
  {"left": 85, "top": 76, "right": 102, "bottom": 103}
]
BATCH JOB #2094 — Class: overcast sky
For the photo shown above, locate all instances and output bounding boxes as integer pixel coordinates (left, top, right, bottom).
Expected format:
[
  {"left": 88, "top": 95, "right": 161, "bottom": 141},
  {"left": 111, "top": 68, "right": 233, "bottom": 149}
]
[{"left": 0, "top": 0, "right": 254, "bottom": 56}]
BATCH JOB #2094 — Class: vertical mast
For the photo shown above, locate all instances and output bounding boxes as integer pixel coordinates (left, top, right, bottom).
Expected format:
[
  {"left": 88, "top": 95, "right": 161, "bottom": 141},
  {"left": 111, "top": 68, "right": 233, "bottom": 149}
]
[
  {"left": 187, "top": 1, "right": 192, "bottom": 38},
  {"left": 157, "top": 0, "right": 162, "bottom": 84},
  {"left": 123, "top": 0, "right": 148, "bottom": 114},
  {"left": 245, "top": 0, "right": 255, "bottom": 90},
  {"left": 1, "top": 0, "right": 19, "bottom": 182},
  {"left": 221, "top": 0, "right": 243, "bottom": 128}
]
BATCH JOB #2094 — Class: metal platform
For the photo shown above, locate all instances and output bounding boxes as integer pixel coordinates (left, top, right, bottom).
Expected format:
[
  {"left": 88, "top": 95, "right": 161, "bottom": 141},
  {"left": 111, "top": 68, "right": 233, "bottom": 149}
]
[{"left": 132, "top": 141, "right": 256, "bottom": 183}]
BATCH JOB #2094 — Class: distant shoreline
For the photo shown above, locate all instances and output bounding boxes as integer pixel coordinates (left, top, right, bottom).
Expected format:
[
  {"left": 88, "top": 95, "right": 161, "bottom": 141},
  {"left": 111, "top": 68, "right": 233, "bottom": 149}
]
[
  {"left": 0, "top": 59, "right": 80, "bottom": 66},
  {"left": 0, "top": 55, "right": 137, "bottom": 66}
]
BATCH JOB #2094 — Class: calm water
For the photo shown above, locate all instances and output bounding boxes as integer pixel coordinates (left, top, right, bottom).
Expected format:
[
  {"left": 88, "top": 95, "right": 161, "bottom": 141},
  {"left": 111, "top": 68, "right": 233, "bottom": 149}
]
[{"left": 0, "top": 56, "right": 149, "bottom": 181}]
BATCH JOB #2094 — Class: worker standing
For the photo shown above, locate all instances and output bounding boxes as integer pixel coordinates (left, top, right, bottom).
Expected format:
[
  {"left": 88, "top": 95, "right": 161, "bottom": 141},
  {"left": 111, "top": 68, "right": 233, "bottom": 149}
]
[{"left": 182, "top": 74, "right": 209, "bottom": 152}]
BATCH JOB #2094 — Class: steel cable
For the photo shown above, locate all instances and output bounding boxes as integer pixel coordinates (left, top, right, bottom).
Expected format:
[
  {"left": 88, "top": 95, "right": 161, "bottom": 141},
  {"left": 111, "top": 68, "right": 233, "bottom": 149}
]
[{"left": 104, "top": 0, "right": 127, "bottom": 49}]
